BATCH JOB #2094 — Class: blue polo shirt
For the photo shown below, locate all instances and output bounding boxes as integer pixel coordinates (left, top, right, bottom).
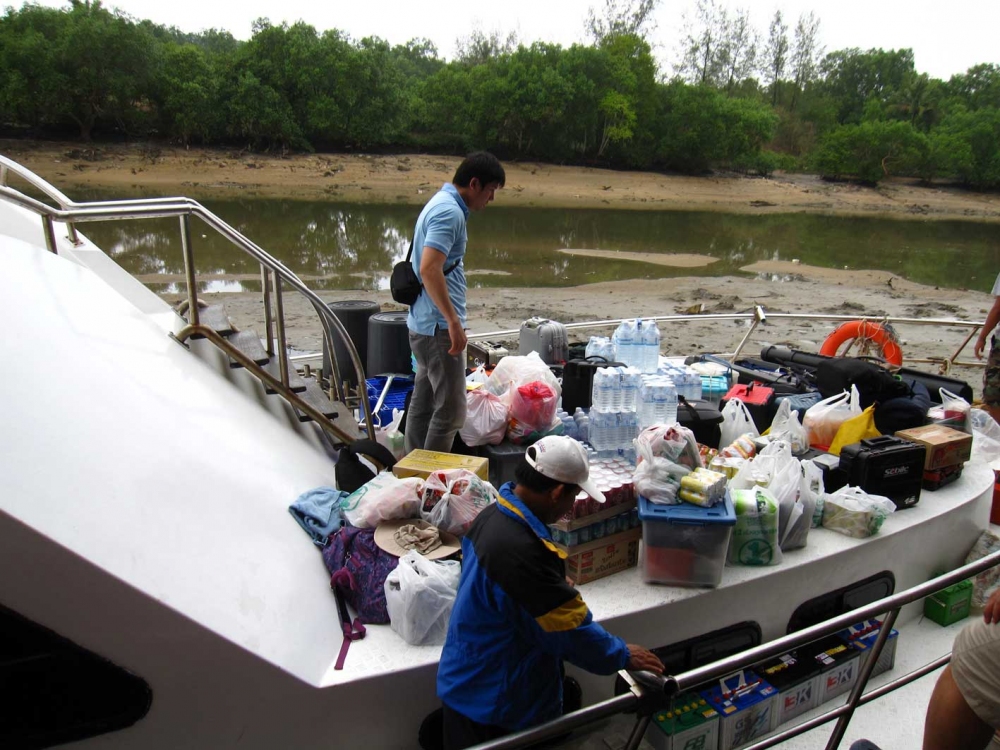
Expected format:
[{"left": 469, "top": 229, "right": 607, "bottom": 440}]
[{"left": 407, "top": 183, "right": 469, "bottom": 335}]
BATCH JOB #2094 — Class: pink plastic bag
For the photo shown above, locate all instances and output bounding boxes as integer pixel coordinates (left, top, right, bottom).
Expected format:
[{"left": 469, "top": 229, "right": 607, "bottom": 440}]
[{"left": 460, "top": 389, "right": 509, "bottom": 446}]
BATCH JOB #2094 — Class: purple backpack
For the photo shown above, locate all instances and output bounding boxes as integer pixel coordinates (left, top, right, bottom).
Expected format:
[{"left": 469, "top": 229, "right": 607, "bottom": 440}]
[{"left": 322, "top": 526, "right": 398, "bottom": 624}]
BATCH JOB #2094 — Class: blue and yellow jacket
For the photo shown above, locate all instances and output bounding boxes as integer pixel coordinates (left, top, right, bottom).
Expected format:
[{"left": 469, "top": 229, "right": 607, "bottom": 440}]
[{"left": 436, "top": 482, "right": 629, "bottom": 730}]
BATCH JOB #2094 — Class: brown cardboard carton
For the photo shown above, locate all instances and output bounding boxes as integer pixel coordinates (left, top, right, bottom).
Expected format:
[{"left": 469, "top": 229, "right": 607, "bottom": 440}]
[
  {"left": 553, "top": 527, "right": 642, "bottom": 584},
  {"left": 392, "top": 449, "right": 489, "bottom": 481},
  {"left": 895, "top": 424, "right": 972, "bottom": 470}
]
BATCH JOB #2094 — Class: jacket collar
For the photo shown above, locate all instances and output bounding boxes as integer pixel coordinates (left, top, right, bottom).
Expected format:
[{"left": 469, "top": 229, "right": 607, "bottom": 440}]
[{"left": 497, "top": 482, "right": 567, "bottom": 559}]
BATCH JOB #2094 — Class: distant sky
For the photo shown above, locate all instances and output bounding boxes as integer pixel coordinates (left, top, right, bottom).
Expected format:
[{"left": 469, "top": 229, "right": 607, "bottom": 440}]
[{"left": 27, "top": 0, "right": 999, "bottom": 81}]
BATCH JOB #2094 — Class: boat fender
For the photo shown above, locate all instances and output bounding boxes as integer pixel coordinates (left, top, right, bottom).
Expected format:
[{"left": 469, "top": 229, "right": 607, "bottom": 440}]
[{"left": 819, "top": 321, "right": 903, "bottom": 366}]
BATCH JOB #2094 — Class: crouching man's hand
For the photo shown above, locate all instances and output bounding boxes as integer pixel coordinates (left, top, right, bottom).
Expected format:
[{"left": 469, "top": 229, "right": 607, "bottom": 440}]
[{"left": 626, "top": 644, "right": 664, "bottom": 674}]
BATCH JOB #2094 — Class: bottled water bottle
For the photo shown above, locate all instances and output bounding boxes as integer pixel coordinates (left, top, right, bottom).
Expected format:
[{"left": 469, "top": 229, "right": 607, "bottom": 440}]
[
  {"left": 577, "top": 416, "right": 589, "bottom": 444},
  {"left": 614, "top": 320, "right": 637, "bottom": 367},
  {"left": 660, "top": 378, "right": 679, "bottom": 425},
  {"left": 642, "top": 320, "right": 661, "bottom": 373},
  {"left": 620, "top": 367, "right": 639, "bottom": 412},
  {"left": 592, "top": 368, "right": 612, "bottom": 411},
  {"left": 608, "top": 367, "right": 623, "bottom": 412}
]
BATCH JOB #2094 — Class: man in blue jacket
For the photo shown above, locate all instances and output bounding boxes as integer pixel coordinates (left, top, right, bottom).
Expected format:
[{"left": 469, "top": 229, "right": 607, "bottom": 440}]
[{"left": 437, "top": 435, "right": 663, "bottom": 749}]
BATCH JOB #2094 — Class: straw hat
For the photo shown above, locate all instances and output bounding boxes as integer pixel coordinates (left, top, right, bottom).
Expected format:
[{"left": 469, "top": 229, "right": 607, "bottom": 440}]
[{"left": 374, "top": 518, "right": 461, "bottom": 560}]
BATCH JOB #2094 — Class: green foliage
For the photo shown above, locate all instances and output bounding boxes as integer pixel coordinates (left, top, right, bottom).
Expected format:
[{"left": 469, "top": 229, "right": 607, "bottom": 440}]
[
  {"left": 653, "top": 83, "right": 777, "bottom": 173},
  {"left": 1, "top": 2, "right": 999, "bottom": 191},
  {"left": 930, "top": 108, "right": 1000, "bottom": 189},
  {"left": 811, "top": 120, "right": 927, "bottom": 183}
]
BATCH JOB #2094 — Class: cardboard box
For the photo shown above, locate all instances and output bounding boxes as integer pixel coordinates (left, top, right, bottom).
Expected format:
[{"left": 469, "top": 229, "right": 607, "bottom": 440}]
[
  {"left": 553, "top": 527, "right": 641, "bottom": 585},
  {"left": 895, "top": 425, "right": 973, "bottom": 470},
  {"left": 700, "top": 670, "right": 779, "bottom": 750},
  {"left": 645, "top": 693, "right": 720, "bottom": 750},
  {"left": 392, "top": 449, "right": 489, "bottom": 481}
]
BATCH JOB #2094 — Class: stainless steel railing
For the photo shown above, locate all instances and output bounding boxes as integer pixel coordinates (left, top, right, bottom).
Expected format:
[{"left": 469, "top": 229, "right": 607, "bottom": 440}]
[
  {"left": 0, "top": 154, "right": 375, "bottom": 443},
  {"left": 473, "top": 548, "right": 1000, "bottom": 750}
]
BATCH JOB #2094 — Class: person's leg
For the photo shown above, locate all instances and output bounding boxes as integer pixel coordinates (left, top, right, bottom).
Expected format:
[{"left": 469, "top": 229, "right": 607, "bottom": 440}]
[
  {"left": 922, "top": 665, "right": 993, "bottom": 750},
  {"left": 420, "top": 328, "right": 468, "bottom": 452},
  {"left": 442, "top": 705, "right": 507, "bottom": 750},
  {"left": 405, "top": 331, "right": 435, "bottom": 453},
  {"left": 983, "top": 337, "right": 1000, "bottom": 424},
  {"left": 924, "top": 618, "right": 1000, "bottom": 750}
]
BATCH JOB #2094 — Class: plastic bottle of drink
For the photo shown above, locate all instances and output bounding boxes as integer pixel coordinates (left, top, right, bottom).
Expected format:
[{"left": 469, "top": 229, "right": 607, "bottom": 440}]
[
  {"left": 661, "top": 378, "right": 679, "bottom": 425},
  {"left": 614, "top": 320, "right": 636, "bottom": 367},
  {"left": 592, "top": 369, "right": 611, "bottom": 411},
  {"left": 608, "top": 367, "right": 623, "bottom": 412},
  {"left": 637, "top": 377, "right": 651, "bottom": 429},
  {"left": 577, "top": 416, "right": 589, "bottom": 444},
  {"left": 643, "top": 320, "right": 661, "bottom": 373},
  {"left": 585, "top": 336, "right": 600, "bottom": 359},
  {"left": 620, "top": 367, "right": 638, "bottom": 412}
]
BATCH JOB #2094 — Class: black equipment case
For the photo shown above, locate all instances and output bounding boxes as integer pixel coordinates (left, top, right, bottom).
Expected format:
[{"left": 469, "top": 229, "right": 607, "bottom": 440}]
[
  {"left": 561, "top": 356, "right": 626, "bottom": 413},
  {"left": 838, "top": 436, "right": 925, "bottom": 509},
  {"left": 675, "top": 396, "right": 724, "bottom": 449}
]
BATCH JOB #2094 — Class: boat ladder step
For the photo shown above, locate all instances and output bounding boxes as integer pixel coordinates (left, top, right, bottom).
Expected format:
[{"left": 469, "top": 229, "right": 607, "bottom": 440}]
[
  {"left": 260, "top": 358, "right": 306, "bottom": 393},
  {"left": 296, "top": 380, "right": 349, "bottom": 423},
  {"left": 225, "top": 330, "right": 270, "bottom": 367},
  {"left": 183, "top": 303, "right": 235, "bottom": 338}
]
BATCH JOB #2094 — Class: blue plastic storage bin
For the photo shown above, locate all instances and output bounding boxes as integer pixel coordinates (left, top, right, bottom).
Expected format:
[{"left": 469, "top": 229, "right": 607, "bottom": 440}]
[
  {"left": 365, "top": 376, "right": 414, "bottom": 427},
  {"left": 638, "top": 493, "right": 735, "bottom": 587}
]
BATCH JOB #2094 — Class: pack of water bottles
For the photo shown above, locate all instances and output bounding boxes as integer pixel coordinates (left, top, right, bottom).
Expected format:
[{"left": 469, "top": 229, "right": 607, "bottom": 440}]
[
  {"left": 585, "top": 336, "right": 617, "bottom": 361},
  {"left": 658, "top": 361, "right": 703, "bottom": 401},
  {"left": 637, "top": 376, "right": 680, "bottom": 429},
  {"left": 612, "top": 318, "right": 661, "bottom": 374}
]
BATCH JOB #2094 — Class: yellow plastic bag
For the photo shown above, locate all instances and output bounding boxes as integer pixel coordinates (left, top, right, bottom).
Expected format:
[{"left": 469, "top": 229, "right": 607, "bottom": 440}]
[{"left": 828, "top": 405, "right": 880, "bottom": 456}]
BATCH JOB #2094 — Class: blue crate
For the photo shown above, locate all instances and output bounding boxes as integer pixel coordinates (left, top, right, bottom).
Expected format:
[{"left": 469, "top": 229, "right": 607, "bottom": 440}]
[{"left": 365, "top": 376, "right": 414, "bottom": 427}]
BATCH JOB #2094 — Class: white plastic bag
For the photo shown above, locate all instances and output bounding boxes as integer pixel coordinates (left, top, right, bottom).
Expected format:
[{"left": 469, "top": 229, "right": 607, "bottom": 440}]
[
  {"left": 768, "top": 399, "right": 809, "bottom": 455},
  {"left": 970, "top": 408, "right": 1000, "bottom": 466},
  {"left": 466, "top": 365, "right": 488, "bottom": 386},
  {"left": 460, "top": 389, "right": 509, "bottom": 446},
  {"left": 420, "top": 469, "right": 497, "bottom": 536},
  {"left": 932, "top": 387, "right": 971, "bottom": 432},
  {"left": 720, "top": 399, "right": 759, "bottom": 448},
  {"left": 803, "top": 386, "right": 861, "bottom": 448},
  {"left": 375, "top": 408, "right": 407, "bottom": 460},
  {"left": 800, "top": 459, "right": 826, "bottom": 529},
  {"left": 384, "top": 550, "right": 461, "bottom": 645},
  {"left": 820, "top": 486, "right": 895, "bottom": 538},
  {"left": 965, "top": 530, "right": 1000, "bottom": 609},
  {"left": 341, "top": 472, "right": 423, "bottom": 528},
  {"left": 484, "top": 351, "right": 561, "bottom": 399}
]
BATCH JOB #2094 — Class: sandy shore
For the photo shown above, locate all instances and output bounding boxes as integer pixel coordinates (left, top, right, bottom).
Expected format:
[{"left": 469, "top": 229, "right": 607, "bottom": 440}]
[{"left": 2, "top": 139, "right": 993, "bottom": 399}]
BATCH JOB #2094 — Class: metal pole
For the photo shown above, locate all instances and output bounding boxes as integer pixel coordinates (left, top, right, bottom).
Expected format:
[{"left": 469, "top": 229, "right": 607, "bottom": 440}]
[
  {"left": 274, "top": 275, "right": 290, "bottom": 388},
  {"left": 41, "top": 215, "right": 58, "bottom": 254},
  {"left": 179, "top": 214, "right": 199, "bottom": 327},
  {"left": 825, "top": 607, "right": 901, "bottom": 750},
  {"left": 261, "top": 266, "right": 274, "bottom": 357}
]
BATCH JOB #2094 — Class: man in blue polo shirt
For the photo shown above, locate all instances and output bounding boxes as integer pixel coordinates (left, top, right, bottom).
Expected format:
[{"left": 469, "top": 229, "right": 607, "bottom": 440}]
[{"left": 405, "top": 152, "right": 505, "bottom": 453}]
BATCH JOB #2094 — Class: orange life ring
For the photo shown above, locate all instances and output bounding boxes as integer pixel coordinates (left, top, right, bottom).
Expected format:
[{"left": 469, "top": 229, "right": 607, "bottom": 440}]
[{"left": 820, "top": 321, "right": 903, "bottom": 366}]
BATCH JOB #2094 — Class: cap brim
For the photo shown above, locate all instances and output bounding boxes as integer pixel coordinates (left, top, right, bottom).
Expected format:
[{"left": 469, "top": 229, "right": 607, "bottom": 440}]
[
  {"left": 578, "top": 479, "right": 606, "bottom": 504},
  {"left": 373, "top": 518, "right": 462, "bottom": 560}
]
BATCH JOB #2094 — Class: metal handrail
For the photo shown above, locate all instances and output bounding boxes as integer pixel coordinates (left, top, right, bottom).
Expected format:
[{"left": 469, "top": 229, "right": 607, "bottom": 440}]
[
  {"left": 0, "top": 155, "right": 375, "bottom": 442},
  {"left": 468, "top": 311, "right": 987, "bottom": 373},
  {"left": 475, "top": 548, "right": 1000, "bottom": 750}
]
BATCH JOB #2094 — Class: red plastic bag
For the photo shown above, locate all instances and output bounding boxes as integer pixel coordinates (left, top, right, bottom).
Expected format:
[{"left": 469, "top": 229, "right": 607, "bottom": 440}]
[{"left": 508, "top": 381, "right": 557, "bottom": 432}]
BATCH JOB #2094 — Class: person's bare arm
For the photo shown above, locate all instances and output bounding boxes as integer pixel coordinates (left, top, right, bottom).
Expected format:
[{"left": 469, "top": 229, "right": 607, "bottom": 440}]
[
  {"left": 419, "top": 247, "right": 466, "bottom": 355},
  {"left": 975, "top": 296, "right": 1000, "bottom": 359}
]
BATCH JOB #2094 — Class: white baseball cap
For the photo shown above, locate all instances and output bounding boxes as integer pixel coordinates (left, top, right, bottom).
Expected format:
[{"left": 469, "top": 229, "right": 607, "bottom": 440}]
[{"left": 525, "top": 436, "right": 606, "bottom": 503}]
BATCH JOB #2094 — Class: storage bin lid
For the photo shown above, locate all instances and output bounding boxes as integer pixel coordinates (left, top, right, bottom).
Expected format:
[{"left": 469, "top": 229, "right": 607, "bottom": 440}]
[{"left": 638, "top": 492, "right": 735, "bottom": 526}]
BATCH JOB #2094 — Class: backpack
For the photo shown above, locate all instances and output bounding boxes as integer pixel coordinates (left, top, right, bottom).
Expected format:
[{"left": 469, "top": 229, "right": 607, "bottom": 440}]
[
  {"left": 815, "top": 358, "right": 911, "bottom": 409},
  {"left": 322, "top": 525, "right": 398, "bottom": 624},
  {"left": 335, "top": 438, "right": 398, "bottom": 495}
]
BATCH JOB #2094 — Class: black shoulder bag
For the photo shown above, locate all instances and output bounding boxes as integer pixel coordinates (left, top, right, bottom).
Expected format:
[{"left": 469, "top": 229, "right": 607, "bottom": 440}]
[{"left": 390, "top": 239, "right": 461, "bottom": 306}]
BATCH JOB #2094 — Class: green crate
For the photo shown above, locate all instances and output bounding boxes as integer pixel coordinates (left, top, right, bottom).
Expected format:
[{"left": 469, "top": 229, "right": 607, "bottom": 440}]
[{"left": 924, "top": 579, "right": 972, "bottom": 626}]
